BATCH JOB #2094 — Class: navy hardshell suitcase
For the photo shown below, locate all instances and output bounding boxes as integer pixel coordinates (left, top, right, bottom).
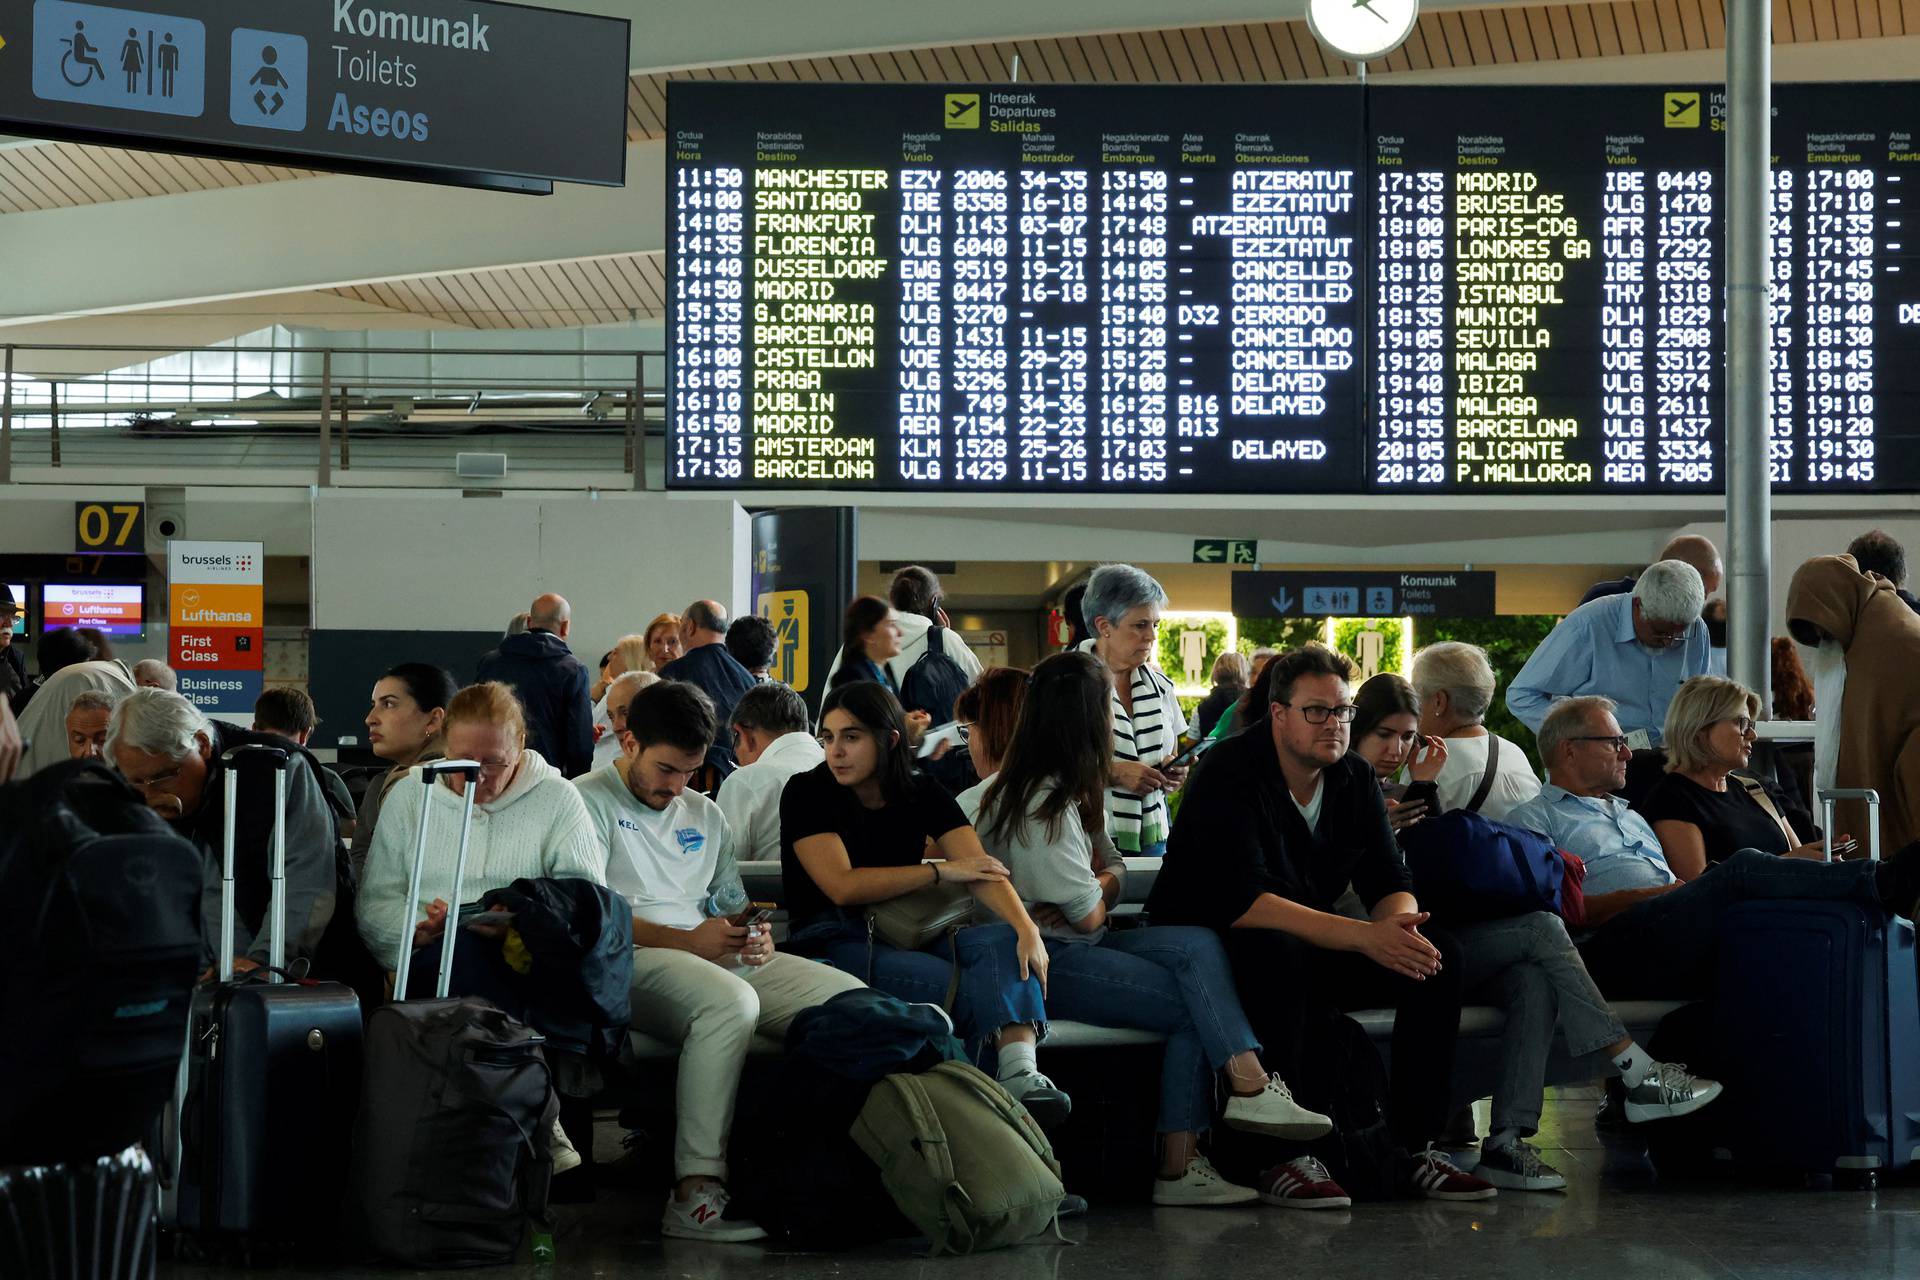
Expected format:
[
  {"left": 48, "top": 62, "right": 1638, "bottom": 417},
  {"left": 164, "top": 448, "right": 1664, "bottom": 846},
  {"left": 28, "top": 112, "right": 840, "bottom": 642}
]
[
  {"left": 169, "top": 746, "right": 363, "bottom": 1244},
  {"left": 1709, "top": 789, "right": 1920, "bottom": 1185}
]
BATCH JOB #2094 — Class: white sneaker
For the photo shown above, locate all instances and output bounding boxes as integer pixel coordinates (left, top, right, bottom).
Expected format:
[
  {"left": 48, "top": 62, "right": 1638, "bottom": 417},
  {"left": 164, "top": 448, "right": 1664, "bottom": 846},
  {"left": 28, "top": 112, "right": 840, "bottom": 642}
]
[
  {"left": 660, "top": 1183, "right": 768, "bottom": 1243},
  {"left": 1624, "top": 1061, "right": 1724, "bottom": 1123},
  {"left": 1152, "top": 1155, "right": 1260, "bottom": 1207},
  {"left": 998, "top": 1067, "right": 1072, "bottom": 1127},
  {"left": 550, "top": 1117, "right": 583, "bottom": 1175},
  {"left": 1222, "top": 1074, "right": 1333, "bottom": 1141}
]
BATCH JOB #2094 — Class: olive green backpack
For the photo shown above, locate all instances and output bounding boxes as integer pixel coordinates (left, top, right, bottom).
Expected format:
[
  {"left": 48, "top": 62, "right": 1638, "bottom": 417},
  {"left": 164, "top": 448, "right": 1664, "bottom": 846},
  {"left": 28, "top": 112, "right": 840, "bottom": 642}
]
[{"left": 850, "top": 1061, "right": 1067, "bottom": 1255}]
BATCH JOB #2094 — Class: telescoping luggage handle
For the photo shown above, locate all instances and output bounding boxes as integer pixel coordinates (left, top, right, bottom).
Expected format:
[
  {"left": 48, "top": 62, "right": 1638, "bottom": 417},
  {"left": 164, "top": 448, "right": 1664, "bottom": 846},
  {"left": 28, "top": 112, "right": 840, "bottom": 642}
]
[
  {"left": 218, "top": 744, "right": 291, "bottom": 984},
  {"left": 1820, "top": 788, "right": 1881, "bottom": 863},
  {"left": 393, "top": 759, "right": 483, "bottom": 1001}
]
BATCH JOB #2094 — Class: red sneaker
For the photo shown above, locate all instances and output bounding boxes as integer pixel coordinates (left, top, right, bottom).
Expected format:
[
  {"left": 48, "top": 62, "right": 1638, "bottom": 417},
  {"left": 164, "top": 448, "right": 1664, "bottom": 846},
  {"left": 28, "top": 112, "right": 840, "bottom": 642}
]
[
  {"left": 1401, "top": 1147, "right": 1498, "bottom": 1202},
  {"left": 1256, "top": 1157, "right": 1352, "bottom": 1210}
]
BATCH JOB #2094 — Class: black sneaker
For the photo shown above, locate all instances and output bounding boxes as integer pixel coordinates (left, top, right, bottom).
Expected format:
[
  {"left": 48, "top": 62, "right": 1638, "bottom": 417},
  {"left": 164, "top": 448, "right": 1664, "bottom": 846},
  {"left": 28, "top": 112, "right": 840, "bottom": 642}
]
[{"left": 1476, "top": 1140, "right": 1567, "bottom": 1192}]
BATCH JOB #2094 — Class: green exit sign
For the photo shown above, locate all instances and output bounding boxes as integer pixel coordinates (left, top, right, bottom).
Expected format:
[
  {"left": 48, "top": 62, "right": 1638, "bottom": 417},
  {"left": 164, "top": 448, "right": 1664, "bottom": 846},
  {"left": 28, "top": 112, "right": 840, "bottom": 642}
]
[{"left": 1194, "top": 539, "right": 1257, "bottom": 565}]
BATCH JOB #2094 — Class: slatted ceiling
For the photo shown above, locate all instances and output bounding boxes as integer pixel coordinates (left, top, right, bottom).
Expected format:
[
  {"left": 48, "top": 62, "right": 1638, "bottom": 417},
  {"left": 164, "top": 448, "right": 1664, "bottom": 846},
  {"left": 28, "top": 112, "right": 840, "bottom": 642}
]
[
  {"left": 0, "top": 139, "right": 311, "bottom": 214},
  {"left": 324, "top": 252, "right": 667, "bottom": 330}
]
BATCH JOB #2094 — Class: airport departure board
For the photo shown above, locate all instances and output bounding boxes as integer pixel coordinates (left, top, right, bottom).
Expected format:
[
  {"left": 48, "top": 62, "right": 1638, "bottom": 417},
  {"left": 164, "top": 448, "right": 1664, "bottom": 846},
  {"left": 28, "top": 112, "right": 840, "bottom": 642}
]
[{"left": 667, "top": 81, "right": 1920, "bottom": 494}]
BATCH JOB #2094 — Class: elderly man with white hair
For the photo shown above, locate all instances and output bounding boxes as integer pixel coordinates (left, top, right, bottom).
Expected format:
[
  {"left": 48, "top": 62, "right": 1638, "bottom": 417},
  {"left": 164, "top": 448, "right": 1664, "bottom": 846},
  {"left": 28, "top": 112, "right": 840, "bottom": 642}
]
[
  {"left": 1507, "top": 559, "right": 1710, "bottom": 751},
  {"left": 132, "top": 659, "right": 178, "bottom": 691},
  {"left": 1408, "top": 642, "right": 1542, "bottom": 822},
  {"left": 108, "top": 688, "right": 337, "bottom": 972}
]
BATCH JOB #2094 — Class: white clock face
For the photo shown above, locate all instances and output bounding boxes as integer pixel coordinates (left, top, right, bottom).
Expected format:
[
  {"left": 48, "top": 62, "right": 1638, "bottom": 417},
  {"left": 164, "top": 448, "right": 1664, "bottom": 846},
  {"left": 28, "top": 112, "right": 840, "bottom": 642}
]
[{"left": 1306, "top": 0, "right": 1420, "bottom": 62}]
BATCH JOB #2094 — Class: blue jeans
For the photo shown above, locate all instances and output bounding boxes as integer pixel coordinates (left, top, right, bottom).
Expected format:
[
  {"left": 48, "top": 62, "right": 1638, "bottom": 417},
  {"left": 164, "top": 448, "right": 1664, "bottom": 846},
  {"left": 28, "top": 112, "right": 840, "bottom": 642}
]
[
  {"left": 797, "top": 920, "right": 1047, "bottom": 1060},
  {"left": 1578, "top": 848, "right": 1884, "bottom": 999},
  {"left": 1043, "top": 926, "right": 1260, "bottom": 1134}
]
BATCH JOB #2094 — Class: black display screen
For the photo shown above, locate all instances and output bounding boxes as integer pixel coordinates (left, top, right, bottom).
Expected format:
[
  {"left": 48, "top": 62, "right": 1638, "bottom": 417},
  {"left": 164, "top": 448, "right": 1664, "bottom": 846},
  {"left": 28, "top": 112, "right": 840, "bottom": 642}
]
[{"left": 667, "top": 80, "right": 1920, "bottom": 494}]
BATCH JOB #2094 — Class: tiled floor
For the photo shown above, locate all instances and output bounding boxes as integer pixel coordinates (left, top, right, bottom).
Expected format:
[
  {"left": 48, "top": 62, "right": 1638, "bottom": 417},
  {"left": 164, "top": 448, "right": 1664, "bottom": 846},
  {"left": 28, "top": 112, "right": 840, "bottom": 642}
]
[{"left": 159, "top": 1089, "right": 1920, "bottom": 1279}]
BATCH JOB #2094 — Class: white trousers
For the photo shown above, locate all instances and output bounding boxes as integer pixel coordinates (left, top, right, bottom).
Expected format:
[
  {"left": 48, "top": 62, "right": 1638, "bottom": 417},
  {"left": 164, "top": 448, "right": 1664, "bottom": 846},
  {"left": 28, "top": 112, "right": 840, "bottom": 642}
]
[{"left": 628, "top": 948, "right": 864, "bottom": 1181}]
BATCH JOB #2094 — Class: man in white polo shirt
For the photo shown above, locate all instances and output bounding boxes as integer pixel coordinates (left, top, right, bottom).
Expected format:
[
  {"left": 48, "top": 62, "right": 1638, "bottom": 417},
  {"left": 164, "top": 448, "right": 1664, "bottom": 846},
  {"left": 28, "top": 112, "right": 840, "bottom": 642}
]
[
  {"left": 574, "top": 679, "right": 861, "bottom": 1244},
  {"left": 716, "top": 682, "right": 822, "bottom": 865}
]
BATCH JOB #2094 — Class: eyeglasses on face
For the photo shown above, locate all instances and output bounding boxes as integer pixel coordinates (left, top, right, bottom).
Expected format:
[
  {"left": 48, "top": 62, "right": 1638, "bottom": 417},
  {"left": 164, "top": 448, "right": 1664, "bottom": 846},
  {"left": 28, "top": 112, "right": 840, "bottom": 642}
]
[
  {"left": 1572, "top": 735, "right": 1632, "bottom": 751},
  {"left": 1278, "top": 701, "right": 1359, "bottom": 724},
  {"left": 1720, "top": 716, "right": 1756, "bottom": 736}
]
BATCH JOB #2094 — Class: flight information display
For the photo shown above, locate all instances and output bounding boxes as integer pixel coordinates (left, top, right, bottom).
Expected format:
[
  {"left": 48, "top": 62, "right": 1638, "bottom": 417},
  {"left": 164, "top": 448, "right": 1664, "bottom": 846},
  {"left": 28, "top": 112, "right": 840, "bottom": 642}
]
[{"left": 667, "top": 81, "right": 1920, "bottom": 494}]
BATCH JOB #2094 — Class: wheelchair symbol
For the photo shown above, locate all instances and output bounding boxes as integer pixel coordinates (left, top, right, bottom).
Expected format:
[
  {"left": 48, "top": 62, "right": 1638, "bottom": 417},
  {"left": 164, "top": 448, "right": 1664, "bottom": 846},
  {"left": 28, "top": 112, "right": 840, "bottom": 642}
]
[{"left": 60, "top": 22, "right": 106, "bottom": 87}]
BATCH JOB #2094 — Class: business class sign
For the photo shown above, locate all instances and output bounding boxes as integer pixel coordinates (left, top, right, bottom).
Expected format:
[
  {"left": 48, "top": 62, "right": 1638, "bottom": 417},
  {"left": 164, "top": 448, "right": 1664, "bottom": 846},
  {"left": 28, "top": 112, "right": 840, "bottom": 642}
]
[
  {"left": 169, "top": 540, "right": 264, "bottom": 715},
  {"left": 0, "top": 0, "right": 629, "bottom": 191}
]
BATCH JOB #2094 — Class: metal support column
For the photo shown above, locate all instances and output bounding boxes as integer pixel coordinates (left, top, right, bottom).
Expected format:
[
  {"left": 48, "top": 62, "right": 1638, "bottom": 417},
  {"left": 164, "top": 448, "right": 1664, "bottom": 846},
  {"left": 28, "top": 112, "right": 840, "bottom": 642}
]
[
  {"left": 1725, "top": 0, "right": 1773, "bottom": 703},
  {"left": 339, "top": 389, "right": 351, "bottom": 470},
  {"left": 47, "top": 380, "right": 60, "bottom": 467},
  {"left": 632, "top": 353, "right": 647, "bottom": 491},
  {"left": 318, "top": 350, "right": 333, "bottom": 488},
  {"left": 1, "top": 346, "right": 13, "bottom": 484}
]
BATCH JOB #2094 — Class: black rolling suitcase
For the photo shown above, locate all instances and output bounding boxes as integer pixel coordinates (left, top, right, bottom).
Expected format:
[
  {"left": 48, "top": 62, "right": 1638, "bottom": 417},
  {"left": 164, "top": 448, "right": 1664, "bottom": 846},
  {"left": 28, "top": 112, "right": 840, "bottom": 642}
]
[
  {"left": 167, "top": 745, "right": 363, "bottom": 1253},
  {"left": 349, "top": 759, "right": 558, "bottom": 1268}
]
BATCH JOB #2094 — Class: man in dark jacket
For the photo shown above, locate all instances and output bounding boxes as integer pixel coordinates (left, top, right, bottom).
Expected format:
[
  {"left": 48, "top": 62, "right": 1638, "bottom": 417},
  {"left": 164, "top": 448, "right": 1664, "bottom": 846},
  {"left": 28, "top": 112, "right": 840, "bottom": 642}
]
[
  {"left": 476, "top": 593, "right": 594, "bottom": 777},
  {"left": 106, "top": 688, "right": 337, "bottom": 972},
  {"left": 658, "top": 599, "right": 757, "bottom": 783},
  {"left": 1147, "top": 645, "right": 1494, "bottom": 1204}
]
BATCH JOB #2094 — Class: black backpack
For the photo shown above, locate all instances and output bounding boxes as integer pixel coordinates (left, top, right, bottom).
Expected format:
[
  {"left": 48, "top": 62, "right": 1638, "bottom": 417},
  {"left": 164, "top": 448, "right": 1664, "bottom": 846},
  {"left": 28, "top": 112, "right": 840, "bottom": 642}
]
[
  {"left": 729, "top": 990, "right": 958, "bottom": 1249},
  {"left": 898, "top": 625, "right": 977, "bottom": 794},
  {"left": 1300, "top": 1011, "right": 1399, "bottom": 1202},
  {"left": 0, "top": 760, "right": 203, "bottom": 1166}
]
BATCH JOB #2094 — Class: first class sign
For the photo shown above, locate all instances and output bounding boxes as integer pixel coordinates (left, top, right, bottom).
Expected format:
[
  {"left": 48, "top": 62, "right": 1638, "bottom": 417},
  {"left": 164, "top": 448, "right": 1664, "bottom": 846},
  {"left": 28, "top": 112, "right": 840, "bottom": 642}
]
[
  {"left": 0, "top": 0, "right": 629, "bottom": 192},
  {"left": 169, "top": 539, "right": 265, "bottom": 716}
]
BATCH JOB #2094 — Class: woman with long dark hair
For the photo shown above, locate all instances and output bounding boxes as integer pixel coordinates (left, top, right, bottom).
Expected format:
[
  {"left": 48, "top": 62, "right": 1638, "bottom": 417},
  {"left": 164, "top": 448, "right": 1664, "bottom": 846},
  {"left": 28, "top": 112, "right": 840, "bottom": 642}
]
[
  {"left": 779, "top": 680, "right": 1070, "bottom": 1122},
  {"left": 966, "top": 652, "right": 1335, "bottom": 1207},
  {"left": 826, "top": 596, "right": 904, "bottom": 694}
]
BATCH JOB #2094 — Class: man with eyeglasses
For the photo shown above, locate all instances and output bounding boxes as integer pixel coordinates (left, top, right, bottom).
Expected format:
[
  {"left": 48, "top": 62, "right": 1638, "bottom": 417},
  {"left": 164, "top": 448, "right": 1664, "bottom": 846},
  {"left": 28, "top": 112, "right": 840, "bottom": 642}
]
[
  {"left": 1148, "top": 644, "right": 1498, "bottom": 1204},
  {"left": 1508, "top": 559, "right": 1711, "bottom": 756},
  {"left": 714, "top": 681, "right": 823, "bottom": 865},
  {"left": 574, "top": 678, "right": 861, "bottom": 1243},
  {"left": 1508, "top": 695, "right": 1920, "bottom": 1002},
  {"left": 108, "top": 688, "right": 338, "bottom": 974}
]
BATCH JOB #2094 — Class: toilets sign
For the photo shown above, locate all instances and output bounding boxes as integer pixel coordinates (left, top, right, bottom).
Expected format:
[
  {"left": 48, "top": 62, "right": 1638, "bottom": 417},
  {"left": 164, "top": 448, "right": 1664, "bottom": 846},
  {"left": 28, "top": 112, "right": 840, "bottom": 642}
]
[
  {"left": 1, "top": 0, "right": 627, "bottom": 191},
  {"left": 169, "top": 539, "right": 265, "bottom": 715}
]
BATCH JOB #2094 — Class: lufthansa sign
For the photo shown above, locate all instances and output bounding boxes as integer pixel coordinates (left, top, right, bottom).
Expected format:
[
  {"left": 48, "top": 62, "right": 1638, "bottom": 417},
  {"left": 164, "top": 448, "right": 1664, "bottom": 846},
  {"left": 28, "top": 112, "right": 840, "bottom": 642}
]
[{"left": 0, "top": 0, "right": 629, "bottom": 192}]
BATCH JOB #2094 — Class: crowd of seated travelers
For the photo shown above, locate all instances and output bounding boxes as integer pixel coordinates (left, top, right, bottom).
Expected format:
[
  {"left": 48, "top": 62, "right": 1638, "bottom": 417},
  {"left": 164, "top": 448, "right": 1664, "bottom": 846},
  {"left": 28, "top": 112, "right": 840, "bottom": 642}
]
[{"left": 4, "top": 543, "right": 1919, "bottom": 1237}]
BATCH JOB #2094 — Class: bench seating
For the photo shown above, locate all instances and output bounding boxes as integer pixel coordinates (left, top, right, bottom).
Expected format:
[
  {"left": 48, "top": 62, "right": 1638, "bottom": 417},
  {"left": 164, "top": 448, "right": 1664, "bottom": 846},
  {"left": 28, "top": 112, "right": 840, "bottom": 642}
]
[{"left": 625, "top": 861, "right": 1682, "bottom": 1106}]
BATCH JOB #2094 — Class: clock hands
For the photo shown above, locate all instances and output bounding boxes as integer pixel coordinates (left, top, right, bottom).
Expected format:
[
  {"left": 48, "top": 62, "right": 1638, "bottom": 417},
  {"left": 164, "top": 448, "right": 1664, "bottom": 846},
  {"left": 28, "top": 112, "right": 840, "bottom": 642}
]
[{"left": 1352, "top": 0, "right": 1392, "bottom": 21}]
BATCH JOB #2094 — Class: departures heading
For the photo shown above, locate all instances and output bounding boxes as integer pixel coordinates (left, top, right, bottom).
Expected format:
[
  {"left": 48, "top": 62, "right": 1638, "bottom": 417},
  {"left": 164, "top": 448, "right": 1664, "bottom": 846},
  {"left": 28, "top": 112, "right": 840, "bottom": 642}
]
[{"left": 667, "top": 81, "right": 1920, "bottom": 494}]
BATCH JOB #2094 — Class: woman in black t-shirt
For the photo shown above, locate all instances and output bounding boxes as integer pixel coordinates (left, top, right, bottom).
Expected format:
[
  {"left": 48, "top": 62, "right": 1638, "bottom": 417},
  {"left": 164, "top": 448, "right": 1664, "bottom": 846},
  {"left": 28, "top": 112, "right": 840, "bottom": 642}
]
[
  {"left": 1641, "top": 675, "right": 1826, "bottom": 879},
  {"left": 779, "top": 681, "right": 1068, "bottom": 1121}
]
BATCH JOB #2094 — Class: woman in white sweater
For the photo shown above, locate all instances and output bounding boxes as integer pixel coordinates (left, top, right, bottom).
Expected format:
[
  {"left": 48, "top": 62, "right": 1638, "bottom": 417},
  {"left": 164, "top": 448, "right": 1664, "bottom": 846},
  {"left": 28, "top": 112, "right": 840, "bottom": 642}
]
[
  {"left": 357, "top": 681, "right": 606, "bottom": 973},
  {"left": 962, "top": 652, "right": 1336, "bottom": 1209}
]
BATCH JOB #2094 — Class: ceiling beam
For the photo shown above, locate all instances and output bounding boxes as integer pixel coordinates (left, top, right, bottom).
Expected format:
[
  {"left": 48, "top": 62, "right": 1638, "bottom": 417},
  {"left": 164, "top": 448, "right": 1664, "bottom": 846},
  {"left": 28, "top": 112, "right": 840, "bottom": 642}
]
[{"left": 0, "top": 141, "right": 663, "bottom": 328}]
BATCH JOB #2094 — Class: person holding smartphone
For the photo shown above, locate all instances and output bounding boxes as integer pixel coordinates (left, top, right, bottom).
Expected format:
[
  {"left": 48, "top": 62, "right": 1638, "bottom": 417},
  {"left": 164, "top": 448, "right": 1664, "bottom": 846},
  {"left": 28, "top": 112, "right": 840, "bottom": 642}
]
[
  {"left": 1080, "top": 564, "right": 1189, "bottom": 857},
  {"left": 575, "top": 679, "right": 864, "bottom": 1244}
]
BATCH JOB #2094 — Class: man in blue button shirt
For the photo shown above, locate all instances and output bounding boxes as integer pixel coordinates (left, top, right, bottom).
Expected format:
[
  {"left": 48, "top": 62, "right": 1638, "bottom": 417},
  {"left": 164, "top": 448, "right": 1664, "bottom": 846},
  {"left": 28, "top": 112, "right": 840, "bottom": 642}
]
[
  {"left": 1508, "top": 696, "right": 1920, "bottom": 1001},
  {"left": 1508, "top": 560, "right": 1711, "bottom": 751}
]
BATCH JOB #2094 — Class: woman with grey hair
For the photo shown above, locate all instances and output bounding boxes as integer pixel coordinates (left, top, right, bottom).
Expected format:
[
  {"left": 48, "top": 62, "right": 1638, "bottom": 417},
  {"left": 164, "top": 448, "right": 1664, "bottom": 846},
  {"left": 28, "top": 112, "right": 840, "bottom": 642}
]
[
  {"left": 1408, "top": 641, "right": 1542, "bottom": 822},
  {"left": 1640, "top": 675, "right": 1825, "bottom": 879},
  {"left": 1079, "top": 564, "right": 1188, "bottom": 857}
]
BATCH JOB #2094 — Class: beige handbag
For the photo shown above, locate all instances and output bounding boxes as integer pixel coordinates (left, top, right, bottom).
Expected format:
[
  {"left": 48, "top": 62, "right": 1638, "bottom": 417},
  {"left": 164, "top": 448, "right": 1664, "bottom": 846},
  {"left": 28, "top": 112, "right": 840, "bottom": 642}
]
[
  {"left": 865, "top": 877, "right": 975, "bottom": 951},
  {"left": 1733, "top": 774, "right": 1802, "bottom": 851}
]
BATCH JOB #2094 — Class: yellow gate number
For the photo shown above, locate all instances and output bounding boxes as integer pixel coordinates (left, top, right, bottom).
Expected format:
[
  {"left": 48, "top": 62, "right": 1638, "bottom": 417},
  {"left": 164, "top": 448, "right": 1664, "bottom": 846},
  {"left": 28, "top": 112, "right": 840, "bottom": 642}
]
[{"left": 75, "top": 502, "right": 145, "bottom": 550}]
